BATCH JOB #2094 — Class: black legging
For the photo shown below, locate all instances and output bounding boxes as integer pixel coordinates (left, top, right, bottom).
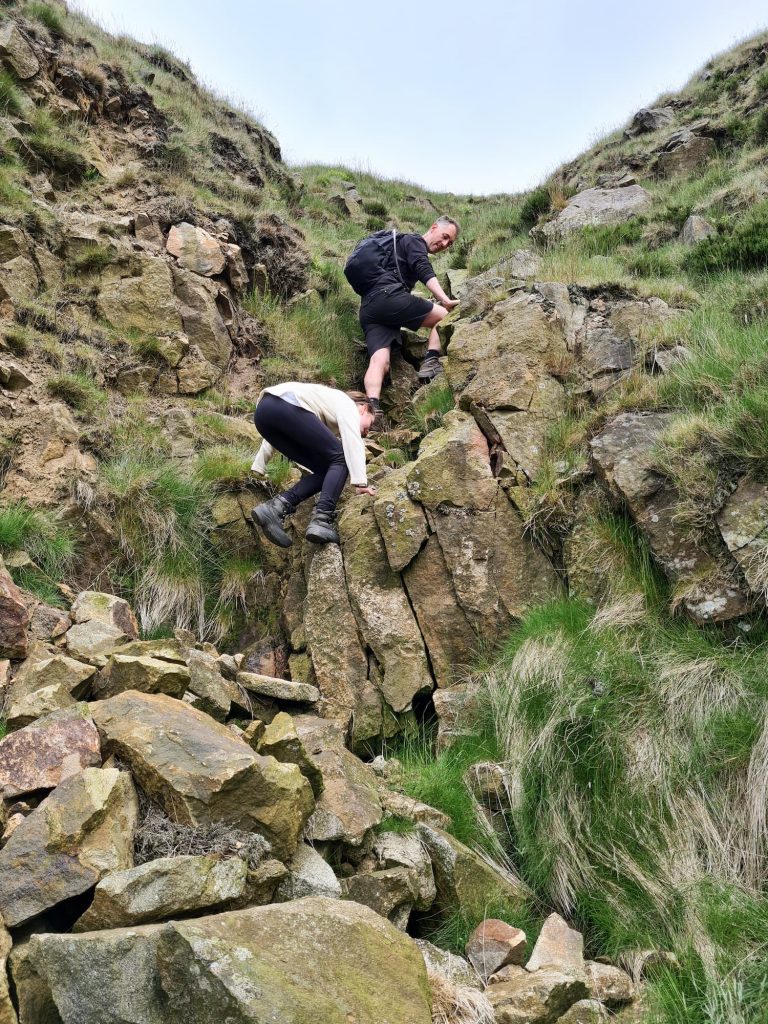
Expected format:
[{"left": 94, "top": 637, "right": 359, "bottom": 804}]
[{"left": 254, "top": 394, "right": 349, "bottom": 515}]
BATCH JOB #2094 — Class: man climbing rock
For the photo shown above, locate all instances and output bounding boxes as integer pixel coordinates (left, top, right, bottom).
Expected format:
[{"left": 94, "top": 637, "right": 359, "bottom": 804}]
[
  {"left": 250, "top": 382, "right": 376, "bottom": 546},
  {"left": 344, "top": 217, "right": 461, "bottom": 423}
]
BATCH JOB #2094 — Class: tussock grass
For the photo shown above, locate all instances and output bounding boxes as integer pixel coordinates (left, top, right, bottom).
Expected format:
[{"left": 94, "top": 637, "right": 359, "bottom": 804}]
[
  {"left": 46, "top": 371, "right": 106, "bottom": 413},
  {"left": 408, "top": 380, "right": 455, "bottom": 436},
  {"left": 24, "top": 1, "right": 67, "bottom": 37},
  {"left": 0, "top": 70, "right": 24, "bottom": 118},
  {"left": 0, "top": 501, "right": 75, "bottom": 601},
  {"left": 477, "top": 592, "right": 768, "bottom": 1022}
]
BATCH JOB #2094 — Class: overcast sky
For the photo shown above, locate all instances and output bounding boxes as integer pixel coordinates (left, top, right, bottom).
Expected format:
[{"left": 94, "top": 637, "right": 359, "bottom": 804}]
[{"left": 73, "top": 0, "right": 767, "bottom": 195}]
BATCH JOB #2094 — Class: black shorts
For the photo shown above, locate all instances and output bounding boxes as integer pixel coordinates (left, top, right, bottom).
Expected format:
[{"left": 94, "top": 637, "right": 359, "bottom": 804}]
[{"left": 359, "top": 285, "right": 434, "bottom": 356}]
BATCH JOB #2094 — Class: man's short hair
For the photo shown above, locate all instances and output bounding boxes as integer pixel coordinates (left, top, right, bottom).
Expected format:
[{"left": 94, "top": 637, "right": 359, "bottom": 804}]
[{"left": 436, "top": 215, "right": 460, "bottom": 238}]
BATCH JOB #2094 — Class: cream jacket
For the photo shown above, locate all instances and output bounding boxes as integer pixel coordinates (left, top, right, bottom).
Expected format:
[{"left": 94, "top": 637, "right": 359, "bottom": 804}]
[{"left": 251, "top": 382, "right": 368, "bottom": 487}]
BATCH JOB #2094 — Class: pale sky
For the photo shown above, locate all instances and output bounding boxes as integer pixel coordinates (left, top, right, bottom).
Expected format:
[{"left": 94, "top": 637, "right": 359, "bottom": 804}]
[{"left": 73, "top": 0, "right": 767, "bottom": 195}]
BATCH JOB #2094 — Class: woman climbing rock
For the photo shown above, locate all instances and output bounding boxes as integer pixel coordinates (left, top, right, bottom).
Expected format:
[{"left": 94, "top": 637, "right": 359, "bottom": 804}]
[{"left": 250, "top": 382, "right": 377, "bottom": 547}]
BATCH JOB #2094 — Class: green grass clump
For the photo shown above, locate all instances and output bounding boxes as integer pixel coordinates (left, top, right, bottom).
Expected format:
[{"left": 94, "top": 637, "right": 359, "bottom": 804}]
[
  {"left": 70, "top": 243, "right": 117, "bottom": 275},
  {"left": 46, "top": 372, "right": 106, "bottom": 413},
  {"left": 0, "top": 70, "right": 24, "bottom": 117},
  {"left": 25, "top": 109, "right": 87, "bottom": 183},
  {"left": 752, "top": 109, "right": 768, "bottom": 146},
  {"left": 626, "top": 246, "right": 677, "bottom": 278},
  {"left": 579, "top": 220, "right": 643, "bottom": 256},
  {"left": 518, "top": 186, "right": 551, "bottom": 229},
  {"left": 408, "top": 380, "right": 455, "bottom": 435},
  {"left": 25, "top": 1, "right": 67, "bottom": 36},
  {"left": 683, "top": 200, "right": 768, "bottom": 275},
  {"left": 0, "top": 501, "right": 75, "bottom": 600},
  {"left": 194, "top": 445, "right": 252, "bottom": 490}
]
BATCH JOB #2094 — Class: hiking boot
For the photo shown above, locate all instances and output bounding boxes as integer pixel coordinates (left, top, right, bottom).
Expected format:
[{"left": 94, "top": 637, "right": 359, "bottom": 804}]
[
  {"left": 305, "top": 509, "right": 340, "bottom": 545},
  {"left": 418, "top": 352, "right": 444, "bottom": 382},
  {"left": 368, "top": 397, "right": 386, "bottom": 432},
  {"left": 250, "top": 496, "right": 293, "bottom": 548}
]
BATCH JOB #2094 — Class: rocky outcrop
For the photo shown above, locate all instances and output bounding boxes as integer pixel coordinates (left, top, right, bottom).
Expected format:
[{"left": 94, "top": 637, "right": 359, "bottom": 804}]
[
  {"left": 0, "top": 703, "right": 100, "bottom": 798},
  {"left": 534, "top": 185, "right": 652, "bottom": 242}
]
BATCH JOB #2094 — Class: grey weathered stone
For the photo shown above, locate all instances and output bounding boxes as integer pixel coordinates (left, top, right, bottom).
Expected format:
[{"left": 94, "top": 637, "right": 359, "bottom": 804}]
[
  {"left": 5, "top": 651, "right": 96, "bottom": 730},
  {"left": 74, "top": 854, "right": 248, "bottom": 930},
  {"left": 558, "top": 1000, "right": 610, "bottom": 1023},
  {"left": 0, "top": 566, "right": 29, "bottom": 659},
  {"left": 71, "top": 591, "right": 139, "bottom": 639},
  {"left": 585, "top": 961, "right": 635, "bottom": 1006},
  {"left": 236, "top": 671, "right": 319, "bottom": 704},
  {"left": 487, "top": 966, "right": 590, "bottom": 1024},
  {"left": 535, "top": 186, "right": 652, "bottom": 242},
  {"left": 679, "top": 214, "right": 715, "bottom": 246},
  {"left": 98, "top": 255, "right": 183, "bottom": 337},
  {"left": 96, "top": 654, "right": 190, "bottom": 699},
  {"left": 373, "top": 831, "right": 436, "bottom": 910},
  {"left": 0, "top": 704, "right": 100, "bottom": 798},
  {"left": 64, "top": 620, "right": 129, "bottom": 666},
  {"left": 415, "top": 938, "right": 483, "bottom": 990},
  {"left": 0, "top": 913, "right": 15, "bottom": 1024},
  {"left": 0, "top": 768, "right": 137, "bottom": 927},
  {"left": 526, "top": 913, "right": 584, "bottom": 974},
  {"left": 716, "top": 477, "right": 768, "bottom": 599},
  {"left": 341, "top": 867, "right": 419, "bottom": 928},
  {"left": 625, "top": 107, "right": 674, "bottom": 137},
  {"left": 277, "top": 843, "right": 341, "bottom": 900},
  {"left": 186, "top": 648, "right": 235, "bottom": 721},
  {"left": 0, "top": 21, "right": 39, "bottom": 79}
]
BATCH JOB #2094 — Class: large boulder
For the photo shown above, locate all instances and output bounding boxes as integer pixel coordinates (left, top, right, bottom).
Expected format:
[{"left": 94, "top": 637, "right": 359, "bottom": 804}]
[
  {"left": 487, "top": 966, "right": 590, "bottom": 1024},
  {"left": 185, "top": 648, "right": 236, "bottom": 721},
  {"left": 535, "top": 185, "right": 652, "bottom": 242},
  {"left": 0, "top": 21, "right": 39, "bottom": 78},
  {"left": 526, "top": 913, "right": 584, "bottom": 974},
  {"left": 0, "top": 566, "right": 29, "bottom": 659},
  {"left": 0, "top": 703, "right": 100, "bottom": 798},
  {"left": 13, "top": 898, "right": 432, "bottom": 1024},
  {"left": 653, "top": 125, "right": 716, "bottom": 177},
  {"left": 257, "top": 711, "right": 324, "bottom": 796},
  {"left": 372, "top": 464, "right": 429, "bottom": 572},
  {"left": 591, "top": 412, "right": 750, "bottom": 623},
  {"left": 0, "top": 768, "right": 137, "bottom": 927},
  {"left": 372, "top": 830, "right": 436, "bottom": 910},
  {"left": 277, "top": 843, "right": 341, "bottom": 900},
  {"left": 624, "top": 106, "right": 674, "bottom": 137},
  {"left": 417, "top": 825, "right": 527, "bottom": 918},
  {"left": 64, "top": 619, "right": 130, "bottom": 667},
  {"left": 716, "top": 477, "right": 768, "bottom": 600},
  {"left": 91, "top": 691, "right": 314, "bottom": 860},
  {"left": 74, "top": 854, "right": 248, "bottom": 930},
  {"left": 341, "top": 867, "right": 420, "bottom": 929},
  {"left": 96, "top": 653, "right": 190, "bottom": 698},
  {"left": 466, "top": 919, "right": 527, "bottom": 981},
  {"left": 171, "top": 266, "right": 232, "bottom": 368}
]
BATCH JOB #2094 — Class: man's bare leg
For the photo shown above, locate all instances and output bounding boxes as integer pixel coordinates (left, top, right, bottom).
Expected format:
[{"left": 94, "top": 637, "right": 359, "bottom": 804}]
[{"left": 363, "top": 347, "right": 391, "bottom": 400}]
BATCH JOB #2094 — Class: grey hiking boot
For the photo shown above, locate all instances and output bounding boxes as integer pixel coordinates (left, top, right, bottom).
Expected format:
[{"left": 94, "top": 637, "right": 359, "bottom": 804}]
[
  {"left": 368, "top": 397, "right": 385, "bottom": 432},
  {"left": 305, "top": 509, "right": 340, "bottom": 545},
  {"left": 251, "top": 495, "right": 293, "bottom": 547},
  {"left": 418, "top": 352, "right": 444, "bottom": 381}
]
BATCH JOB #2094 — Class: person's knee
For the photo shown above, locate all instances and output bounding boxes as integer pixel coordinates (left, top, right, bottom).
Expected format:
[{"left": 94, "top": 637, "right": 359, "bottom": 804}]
[
  {"left": 329, "top": 446, "right": 346, "bottom": 466},
  {"left": 422, "top": 305, "right": 447, "bottom": 329},
  {"left": 368, "top": 349, "right": 390, "bottom": 374}
]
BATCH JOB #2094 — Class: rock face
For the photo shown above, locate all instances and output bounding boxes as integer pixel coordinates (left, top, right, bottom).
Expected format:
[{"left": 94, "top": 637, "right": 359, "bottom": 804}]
[
  {"left": 591, "top": 413, "right": 750, "bottom": 622},
  {"left": 0, "top": 567, "right": 29, "bottom": 659},
  {"left": 488, "top": 967, "right": 590, "bottom": 1024},
  {"left": 4, "top": 651, "right": 96, "bottom": 730},
  {"left": 0, "top": 768, "right": 138, "bottom": 927},
  {"left": 91, "top": 691, "right": 314, "bottom": 860},
  {"left": 166, "top": 222, "right": 226, "bottom": 276},
  {"left": 0, "top": 21, "right": 39, "bottom": 79},
  {"left": 466, "top": 918, "right": 527, "bottom": 981},
  {"left": 716, "top": 477, "right": 768, "bottom": 598},
  {"left": 0, "top": 704, "right": 100, "bottom": 798},
  {"left": 74, "top": 854, "right": 248, "bottom": 930},
  {"left": 70, "top": 592, "right": 139, "bottom": 639},
  {"left": 535, "top": 185, "right": 652, "bottom": 242},
  {"left": 14, "top": 898, "right": 432, "bottom": 1024},
  {"left": 679, "top": 214, "right": 715, "bottom": 246}
]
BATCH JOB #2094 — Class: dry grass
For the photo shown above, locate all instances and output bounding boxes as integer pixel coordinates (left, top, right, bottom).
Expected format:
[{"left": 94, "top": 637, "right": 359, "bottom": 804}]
[{"left": 428, "top": 971, "right": 494, "bottom": 1024}]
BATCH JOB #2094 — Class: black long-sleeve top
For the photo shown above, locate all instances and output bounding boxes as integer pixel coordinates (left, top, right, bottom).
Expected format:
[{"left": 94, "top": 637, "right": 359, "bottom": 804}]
[{"left": 392, "top": 233, "right": 436, "bottom": 291}]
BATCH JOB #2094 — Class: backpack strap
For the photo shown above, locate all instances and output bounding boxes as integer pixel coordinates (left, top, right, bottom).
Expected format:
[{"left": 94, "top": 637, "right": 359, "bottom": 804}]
[{"left": 391, "top": 229, "right": 407, "bottom": 290}]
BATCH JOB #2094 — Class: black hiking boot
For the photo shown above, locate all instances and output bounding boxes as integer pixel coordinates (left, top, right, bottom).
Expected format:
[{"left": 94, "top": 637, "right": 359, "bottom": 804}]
[
  {"left": 418, "top": 352, "right": 444, "bottom": 382},
  {"left": 305, "top": 509, "right": 340, "bottom": 545},
  {"left": 250, "top": 495, "right": 293, "bottom": 548}
]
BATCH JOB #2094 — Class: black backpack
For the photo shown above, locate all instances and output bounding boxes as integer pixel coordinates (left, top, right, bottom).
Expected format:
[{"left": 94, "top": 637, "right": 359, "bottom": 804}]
[{"left": 343, "top": 229, "right": 407, "bottom": 296}]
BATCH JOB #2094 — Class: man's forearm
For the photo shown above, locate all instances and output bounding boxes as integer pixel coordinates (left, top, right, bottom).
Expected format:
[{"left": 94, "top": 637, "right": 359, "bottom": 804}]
[{"left": 425, "top": 276, "right": 451, "bottom": 305}]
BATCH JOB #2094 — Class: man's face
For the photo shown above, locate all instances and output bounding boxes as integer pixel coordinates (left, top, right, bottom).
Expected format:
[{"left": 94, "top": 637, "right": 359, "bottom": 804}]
[{"left": 424, "top": 222, "right": 457, "bottom": 254}]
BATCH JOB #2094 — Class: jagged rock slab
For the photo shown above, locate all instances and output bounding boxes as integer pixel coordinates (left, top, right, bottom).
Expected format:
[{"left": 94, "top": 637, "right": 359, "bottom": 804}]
[
  {"left": 373, "top": 464, "right": 429, "bottom": 572},
  {"left": 0, "top": 566, "right": 29, "bottom": 659},
  {"left": 98, "top": 254, "right": 183, "bottom": 337},
  {"left": 679, "top": 214, "right": 715, "bottom": 246},
  {"left": 258, "top": 711, "right": 324, "bottom": 796},
  {"left": 536, "top": 185, "right": 652, "bottom": 242},
  {"left": 0, "top": 703, "right": 100, "bottom": 798},
  {"left": 96, "top": 653, "right": 190, "bottom": 698},
  {"left": 171, "top": 265, "right": 231, "bottom": 368},
  {"left": 406, "top": 411, "right": 498, "bottom": 510},
  {"left": 91, "top": 691, "right": 314, "bottom": 861},
  {"left": 403, "top": 534, "right": 477, "bottom": 687},
  {"left": 0, "top": 768, "right": 137, "bottom": 927},
  {"left": 526, "top": 913, "right": 584, "bottom": 974},
  {"left": 295, "top": 715, "right": 383, "bottom": 846},
  {"left": 585, "top": 961, "right": 635, "bottom": 1006},
  {"left": 74, "top": 854, "right": 248, "bottom": 930},
  {"left": 487, "top": 966, "right": 590, "bottom": 1024},
  {"left": 373, "top": 831, "right": 436, "bottom": 910},
  {"left": 340, "top": 496, "right": 432, "bottom": 714},
  {"left": 0, "top": 913, "right": 15, "bottom": 1024},
  {"left": 64, "top": 619, "right": 129, "bottom": 667},
  {"left": 466, "top": 919, "right": 527, "bottom": 981},
  {"left": 4, "top": 651, "right": 96, "bottom": 730},
  {"left": 415, "top": 938, "right": 483, "bottom": 990},
  {"left": 186, "top": 648, "right": 235, "bottom": 721},
  {"left": 0, "top": 21, "right": 39, "bottom": 78},
  {"left": 277, "top": 843, "right": 341, "bottom": 900},
  {"left": 13, "top": 898, "right": 432, "bottom": 1024},
  {"left": 379, "top": 790, "right": 452, "bottom": 830},
  {"left": 236, "top": 670, "right": 319, "bottom": 703},
  {"left": 591, "top": 412, "right": 750, "bottom": 622},
  {"left": 70, "top": 591, "right": 139, "bottom": 639},
  {"left": 166, "top": 222, "right": 225, "bottom": 276},
  {"left": 341, "top": 867, "right": 419, "bottom": 928},
  {"left": 417, "top": 825, "right": 527, "bottom": 918},
  {"left": 558, "top": 1000, "right": 610, "bottom": 1023},
  {"left": 304, "top": 544, "right": 369, "bottom": 731}
]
